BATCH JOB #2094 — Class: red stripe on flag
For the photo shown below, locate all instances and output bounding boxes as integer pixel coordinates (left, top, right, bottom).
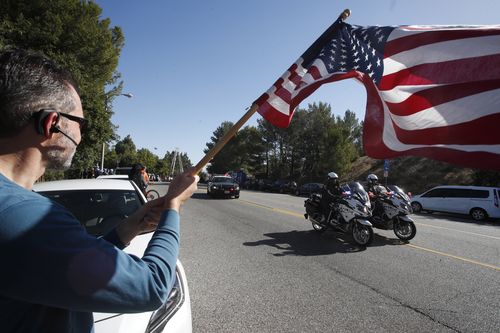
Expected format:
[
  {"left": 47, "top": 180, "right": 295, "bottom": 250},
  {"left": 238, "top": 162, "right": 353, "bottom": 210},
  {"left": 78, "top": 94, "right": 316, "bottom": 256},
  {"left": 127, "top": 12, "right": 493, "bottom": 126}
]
[
  {"left": 385, "top": 29, "right": 500, "bottom": 58},
  {"left": 254, "top": 93, "right": 269, "bottom": 107},
  {"left": 286, "top": 63, "right": 298, "bottom": 76},
  {"left": 307, "top": 66, "right": 322, "bottom": 80},
  {"left": 273, "top": 85, "right": 292, "bottom": 103},
  {"left": 392, "top": 113, "right": 500, "bottom": 145},
  {"left": 256, "top": 101, "right": 293, "bottom": 128},
  {"left": 362, "top": 75, "right": 500, "bottom": 169},
  {"left": 385, "top": 79, "right": 500, "bottom": 116},
  {"left": 379, "top": 54, "right": 500, "bottom": 91},
  {"left": 290, "top": 73, "right": 303, "bottom": 86}
]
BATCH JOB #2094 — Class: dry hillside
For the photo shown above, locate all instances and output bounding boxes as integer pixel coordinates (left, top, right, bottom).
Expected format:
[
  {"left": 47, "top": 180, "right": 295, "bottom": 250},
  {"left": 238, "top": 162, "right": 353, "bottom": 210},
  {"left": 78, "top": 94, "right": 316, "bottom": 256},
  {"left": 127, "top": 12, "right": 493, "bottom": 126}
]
[{"left": 341, "top": 156, "right": 477, "bottom": 195}]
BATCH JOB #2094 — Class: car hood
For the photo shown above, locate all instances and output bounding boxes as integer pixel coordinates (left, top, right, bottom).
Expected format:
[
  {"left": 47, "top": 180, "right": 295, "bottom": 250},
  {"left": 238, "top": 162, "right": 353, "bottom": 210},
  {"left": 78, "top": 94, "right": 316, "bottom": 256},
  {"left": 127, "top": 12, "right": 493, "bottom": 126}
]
[{"left": 93, "top": 231, "right": 192, "bottom": 330}]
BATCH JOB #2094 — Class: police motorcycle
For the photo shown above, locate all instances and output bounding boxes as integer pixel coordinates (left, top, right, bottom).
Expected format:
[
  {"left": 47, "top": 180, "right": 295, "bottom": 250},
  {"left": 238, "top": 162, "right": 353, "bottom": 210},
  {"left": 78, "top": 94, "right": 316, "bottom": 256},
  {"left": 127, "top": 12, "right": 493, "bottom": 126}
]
[
  {"left": 366, "top": 174, "right": 416, "bottom": 241},
  {"left": 304, "top": 181, "right": 374, "bottom": 246}
]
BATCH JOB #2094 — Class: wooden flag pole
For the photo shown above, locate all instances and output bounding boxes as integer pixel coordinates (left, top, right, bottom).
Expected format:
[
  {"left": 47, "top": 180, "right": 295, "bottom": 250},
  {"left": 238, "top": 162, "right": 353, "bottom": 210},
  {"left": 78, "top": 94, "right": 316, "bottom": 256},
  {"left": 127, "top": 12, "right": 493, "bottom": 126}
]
[
  {"left": 191, "top": 8, "right": 351, "bottom": 176},
  {"left": 192, "top": 103, "right": 259, "bottom": 175}
]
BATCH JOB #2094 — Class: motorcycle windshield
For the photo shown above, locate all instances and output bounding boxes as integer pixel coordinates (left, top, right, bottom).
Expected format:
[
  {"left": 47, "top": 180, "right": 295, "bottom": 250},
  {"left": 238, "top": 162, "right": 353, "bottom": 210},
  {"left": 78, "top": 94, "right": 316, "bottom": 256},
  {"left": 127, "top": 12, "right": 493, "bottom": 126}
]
[
  {"left": 343, "top": 182, "right": 370, "bottom": 204},
  {"left": 387, "top": 185, "right": 410, "bottom": 202}
]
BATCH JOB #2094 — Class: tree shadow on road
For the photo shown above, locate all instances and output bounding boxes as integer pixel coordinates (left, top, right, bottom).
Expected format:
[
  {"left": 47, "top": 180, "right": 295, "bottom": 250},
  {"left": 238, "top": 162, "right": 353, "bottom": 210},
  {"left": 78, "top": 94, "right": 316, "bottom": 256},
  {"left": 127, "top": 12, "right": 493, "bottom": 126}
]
[{"left": 243, "top": 229, "right": 408, "bottom": 257}]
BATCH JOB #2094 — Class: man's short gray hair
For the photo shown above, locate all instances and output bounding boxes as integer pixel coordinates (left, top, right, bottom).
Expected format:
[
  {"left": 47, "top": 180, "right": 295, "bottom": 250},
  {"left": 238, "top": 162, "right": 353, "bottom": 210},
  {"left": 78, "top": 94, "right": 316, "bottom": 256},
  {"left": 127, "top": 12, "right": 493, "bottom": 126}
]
[{"left": 0, "top": 48, "right": 79, "bottom": 137}]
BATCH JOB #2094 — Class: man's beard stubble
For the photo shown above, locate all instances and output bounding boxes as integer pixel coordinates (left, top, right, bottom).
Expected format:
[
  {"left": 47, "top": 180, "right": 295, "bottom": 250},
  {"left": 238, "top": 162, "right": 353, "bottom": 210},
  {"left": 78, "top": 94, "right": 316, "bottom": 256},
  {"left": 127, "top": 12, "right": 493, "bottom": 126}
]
[{"left": 46, "top": 132, "right": 77, "bottom": 170}]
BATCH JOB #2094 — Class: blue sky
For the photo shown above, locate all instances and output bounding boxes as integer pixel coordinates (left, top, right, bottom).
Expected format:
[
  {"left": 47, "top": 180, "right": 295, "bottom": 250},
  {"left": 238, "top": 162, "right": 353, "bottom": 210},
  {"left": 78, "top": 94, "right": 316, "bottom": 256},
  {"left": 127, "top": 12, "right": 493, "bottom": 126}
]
[{"left": 96, "top": 0, "right": 500, "bottom": 166}]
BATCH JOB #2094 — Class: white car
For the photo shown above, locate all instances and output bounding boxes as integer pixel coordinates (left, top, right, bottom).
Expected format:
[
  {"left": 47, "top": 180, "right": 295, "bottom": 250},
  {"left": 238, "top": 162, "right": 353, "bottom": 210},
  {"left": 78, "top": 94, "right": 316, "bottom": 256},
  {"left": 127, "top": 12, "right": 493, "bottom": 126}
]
[
  {"left": 411, "top": 185, "right": 500, "bottom": 221},
  {"left": 33, "top": 178, "right": 192, "bottom": 333}
]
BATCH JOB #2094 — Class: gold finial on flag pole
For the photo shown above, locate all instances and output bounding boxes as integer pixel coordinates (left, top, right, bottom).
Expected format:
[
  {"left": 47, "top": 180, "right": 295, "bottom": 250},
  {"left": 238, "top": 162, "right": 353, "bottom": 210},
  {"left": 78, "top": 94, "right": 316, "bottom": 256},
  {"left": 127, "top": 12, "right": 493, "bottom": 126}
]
[{"left": 340, "top": 9, "right": 351, "bottom": 21}]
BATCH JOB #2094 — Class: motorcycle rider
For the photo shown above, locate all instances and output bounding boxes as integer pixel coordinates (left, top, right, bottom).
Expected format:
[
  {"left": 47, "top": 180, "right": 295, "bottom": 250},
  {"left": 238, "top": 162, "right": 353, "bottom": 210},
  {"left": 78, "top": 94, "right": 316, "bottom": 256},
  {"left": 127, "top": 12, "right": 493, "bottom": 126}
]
[
  {"left": 366, "top": 173, "right": 379, "bottom": 194},
  {"left": 366, "top": 174, "right": 385, "bottom": 218},
  {"left": 320, "top": 172, "right": 343, "bottom": 223}
]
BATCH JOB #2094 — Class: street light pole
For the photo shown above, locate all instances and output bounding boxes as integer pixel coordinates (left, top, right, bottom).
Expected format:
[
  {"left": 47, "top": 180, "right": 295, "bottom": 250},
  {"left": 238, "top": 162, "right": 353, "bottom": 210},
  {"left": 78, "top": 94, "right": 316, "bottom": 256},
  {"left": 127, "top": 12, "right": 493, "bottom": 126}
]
[{"left": 100, "top": 92, "right": 133, "bottom": 171}]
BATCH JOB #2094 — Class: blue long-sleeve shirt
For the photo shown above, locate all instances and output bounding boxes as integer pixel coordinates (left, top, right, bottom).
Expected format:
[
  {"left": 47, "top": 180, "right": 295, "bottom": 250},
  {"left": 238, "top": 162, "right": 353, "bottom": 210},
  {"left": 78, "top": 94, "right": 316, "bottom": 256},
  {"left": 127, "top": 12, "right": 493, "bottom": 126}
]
[{"left": 0, "top": 173, "right": 180, "bottom": 332}]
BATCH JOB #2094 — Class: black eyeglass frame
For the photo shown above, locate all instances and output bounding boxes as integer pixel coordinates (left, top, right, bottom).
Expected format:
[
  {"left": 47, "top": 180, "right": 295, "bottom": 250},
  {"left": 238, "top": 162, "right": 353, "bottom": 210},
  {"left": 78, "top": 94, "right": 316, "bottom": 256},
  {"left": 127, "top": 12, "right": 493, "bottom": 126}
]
[{"left": 33, "top": 109, "right": 87, "bottom": 130}]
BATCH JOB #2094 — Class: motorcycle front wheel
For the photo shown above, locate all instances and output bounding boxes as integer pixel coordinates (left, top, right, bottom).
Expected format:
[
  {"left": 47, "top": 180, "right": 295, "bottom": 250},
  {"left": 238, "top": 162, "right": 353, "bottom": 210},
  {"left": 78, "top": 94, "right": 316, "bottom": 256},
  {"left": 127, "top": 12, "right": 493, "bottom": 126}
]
[
  {"left": 393, "top": 219, "right": 416, "bottom": 241},
  {"left": 351, "top": 222, "right": 373, "bottom": 246}
]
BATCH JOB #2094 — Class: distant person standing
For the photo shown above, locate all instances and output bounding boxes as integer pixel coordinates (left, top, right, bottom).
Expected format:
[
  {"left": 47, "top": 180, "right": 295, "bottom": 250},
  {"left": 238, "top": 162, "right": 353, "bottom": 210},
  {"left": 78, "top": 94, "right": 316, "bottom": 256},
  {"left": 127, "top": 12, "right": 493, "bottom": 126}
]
[
  {"left": 141, "top": 166, "right": 150, "bottom": 186},
  {"left": 128, "top": 163, "right": 147, "bottom": 195}
]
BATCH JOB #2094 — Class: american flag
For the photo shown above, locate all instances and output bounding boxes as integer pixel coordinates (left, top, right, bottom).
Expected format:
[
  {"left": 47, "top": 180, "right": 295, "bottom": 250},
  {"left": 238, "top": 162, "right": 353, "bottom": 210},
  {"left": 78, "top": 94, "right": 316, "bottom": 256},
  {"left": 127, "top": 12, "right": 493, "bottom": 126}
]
[{"left": 254, "top": 20, "right": 500, "bottom": 170}]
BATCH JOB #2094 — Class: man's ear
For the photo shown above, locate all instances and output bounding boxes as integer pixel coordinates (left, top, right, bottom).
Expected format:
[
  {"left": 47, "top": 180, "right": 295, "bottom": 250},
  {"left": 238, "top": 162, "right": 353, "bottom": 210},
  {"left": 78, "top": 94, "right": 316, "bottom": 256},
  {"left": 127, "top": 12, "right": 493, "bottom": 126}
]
[{"left": 40, "top": 111, "right": 60, "bottom": 138}]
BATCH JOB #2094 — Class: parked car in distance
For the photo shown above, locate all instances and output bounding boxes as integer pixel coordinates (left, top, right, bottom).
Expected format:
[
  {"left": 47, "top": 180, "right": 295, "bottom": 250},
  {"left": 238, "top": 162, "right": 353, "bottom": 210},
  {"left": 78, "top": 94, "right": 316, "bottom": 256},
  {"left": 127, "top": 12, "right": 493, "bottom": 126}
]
[
  {"left": 257, "top": 179, "right": 274, "bottom": 192},
  {"left": 33, "top": 178, "right": 192, "bottom": 333},
  {"left": 207, "top": 175, "right": 240, "bottom": 198},
  {"left": 270, "top": 180, "right": 298, "bottom": 193},
  {"left": 295, "top": 183, "right": 324, "bottom": 196},
  {"left": 411, "top": 185, "right": 500, "bottom": 221},
  {"left": 243, "top": 178, "right": 259, "bottom": 190}
]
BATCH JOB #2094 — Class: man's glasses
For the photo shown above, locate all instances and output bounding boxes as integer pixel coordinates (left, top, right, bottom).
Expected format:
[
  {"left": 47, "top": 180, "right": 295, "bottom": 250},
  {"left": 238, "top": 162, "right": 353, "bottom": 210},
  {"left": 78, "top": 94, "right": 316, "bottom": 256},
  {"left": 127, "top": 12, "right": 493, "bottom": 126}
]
[
  {"left": 33, "top": 109, "right": 87, "bottom": 131},
  {"left": 58, "top": 112, "right": 87, "bottom": 130}
]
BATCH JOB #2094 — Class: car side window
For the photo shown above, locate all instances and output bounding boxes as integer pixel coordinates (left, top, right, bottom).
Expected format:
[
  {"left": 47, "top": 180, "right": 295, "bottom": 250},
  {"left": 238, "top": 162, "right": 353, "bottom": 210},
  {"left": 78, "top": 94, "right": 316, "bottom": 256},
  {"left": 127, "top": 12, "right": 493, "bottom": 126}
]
[
  {"left": 441, "top": 189, "right": 461, "bottom": 197},
  {"left": 422, "top": 189, "right": 443, "bottom": 197},
  {"left": 468, "top": 190, "right": 489, "bottom": 198},
  {"left": 453, "top": 189, "right": 471, "bottom": 198}
]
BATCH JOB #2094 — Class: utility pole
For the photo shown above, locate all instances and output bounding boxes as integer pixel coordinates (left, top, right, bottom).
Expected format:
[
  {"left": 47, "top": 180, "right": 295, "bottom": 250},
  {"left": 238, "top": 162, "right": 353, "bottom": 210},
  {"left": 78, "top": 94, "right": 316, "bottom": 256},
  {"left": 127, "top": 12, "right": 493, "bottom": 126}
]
[{"left": 169, "top": 148, "right": 183, "bottom": 178}]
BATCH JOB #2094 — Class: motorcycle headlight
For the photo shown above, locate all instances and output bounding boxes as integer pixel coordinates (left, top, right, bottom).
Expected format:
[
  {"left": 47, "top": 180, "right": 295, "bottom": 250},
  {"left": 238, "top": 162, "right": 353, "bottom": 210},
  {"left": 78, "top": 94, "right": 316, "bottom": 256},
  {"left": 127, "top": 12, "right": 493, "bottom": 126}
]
[
  {"left": 212, "top": 185, "right": 217, "bottom": 189},
  {"left": 146, "top": 272, "right": 185, "bottom": 333},
  {"left": 356, "top": 204, "right": 367, "bottom": 213},
  {"left": 235, "top": 186, "right": 240, "bottom": 190}
]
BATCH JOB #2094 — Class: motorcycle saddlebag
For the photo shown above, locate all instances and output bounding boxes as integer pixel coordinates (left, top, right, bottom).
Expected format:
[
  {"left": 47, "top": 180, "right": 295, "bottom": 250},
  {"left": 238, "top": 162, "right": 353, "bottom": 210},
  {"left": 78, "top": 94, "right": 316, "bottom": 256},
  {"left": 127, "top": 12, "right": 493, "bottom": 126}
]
[{"left": 305, "top": 198, "right": 320, "bottom": 215}]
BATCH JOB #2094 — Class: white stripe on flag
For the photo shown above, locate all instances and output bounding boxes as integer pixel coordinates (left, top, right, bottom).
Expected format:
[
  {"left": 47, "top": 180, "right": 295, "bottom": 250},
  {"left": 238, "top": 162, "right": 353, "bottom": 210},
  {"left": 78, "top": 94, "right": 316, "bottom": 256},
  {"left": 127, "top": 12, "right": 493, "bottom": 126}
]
[
  {"left": 379, "top": 91, "right": 500, "bottom": 153},
  {"left": 380, "top": 84, "right": 443, "bottom": 104},
  {"left": 265, "top": 88, "right": 291, "bottom": 116},
  {"left": 387, "top": 25, "right": 500, "bottom": 42},
  {"left": 390, "top": 88, "right": 500, "bottom": 129},
  {"left": 383, "top": 35, "right": 500, "bottom": 76}
]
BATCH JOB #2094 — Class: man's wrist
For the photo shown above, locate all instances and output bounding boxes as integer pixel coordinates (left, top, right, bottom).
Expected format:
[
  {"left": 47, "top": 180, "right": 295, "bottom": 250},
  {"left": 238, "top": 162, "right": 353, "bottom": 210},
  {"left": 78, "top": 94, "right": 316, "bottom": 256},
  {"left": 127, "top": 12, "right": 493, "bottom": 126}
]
[
  {"left": 163, "top": 197, "right": 180, "bottom": 212},
  {"left": 115, "top": 218, "right": 140, "bottom": 245}
]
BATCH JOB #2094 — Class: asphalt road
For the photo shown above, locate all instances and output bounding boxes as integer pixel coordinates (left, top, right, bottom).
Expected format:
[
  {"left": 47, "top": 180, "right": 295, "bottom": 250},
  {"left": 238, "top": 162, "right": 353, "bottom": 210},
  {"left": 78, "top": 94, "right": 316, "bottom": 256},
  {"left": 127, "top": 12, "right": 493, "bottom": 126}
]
[{"left": 149, "top": 184, "right": 500, "bottom": 333}]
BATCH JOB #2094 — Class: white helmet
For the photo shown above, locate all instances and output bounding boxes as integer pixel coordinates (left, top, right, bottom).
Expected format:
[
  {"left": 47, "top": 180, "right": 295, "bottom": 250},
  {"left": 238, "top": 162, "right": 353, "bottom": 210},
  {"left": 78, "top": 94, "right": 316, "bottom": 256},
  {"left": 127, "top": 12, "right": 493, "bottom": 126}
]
[
  {"left": 366, "top": 173, "right": 378, "bottom": 184},
  {"left": 326, "top": 172, "right": 339, "bottom": 189},
  {"left": 327, "top": 172, "right": 338, "bottom": 180}
]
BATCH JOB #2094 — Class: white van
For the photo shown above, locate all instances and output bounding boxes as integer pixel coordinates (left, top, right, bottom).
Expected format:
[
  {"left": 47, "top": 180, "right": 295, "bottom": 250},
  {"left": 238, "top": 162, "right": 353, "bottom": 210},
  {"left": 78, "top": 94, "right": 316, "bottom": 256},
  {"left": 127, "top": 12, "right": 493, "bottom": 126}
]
[{"left": 411, "top": 186, "right": 500, "bottom": 221}]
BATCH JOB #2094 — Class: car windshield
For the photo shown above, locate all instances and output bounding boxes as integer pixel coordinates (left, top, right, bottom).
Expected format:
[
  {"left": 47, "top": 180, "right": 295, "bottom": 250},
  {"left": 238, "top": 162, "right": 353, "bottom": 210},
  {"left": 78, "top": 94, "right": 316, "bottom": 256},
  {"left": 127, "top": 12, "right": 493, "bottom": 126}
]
[
  {"left": 212, "top": 177, "right": 233, "bottom": 183},
  {"left": 37, "top": 189, "right": 142, "bottom": 236}
]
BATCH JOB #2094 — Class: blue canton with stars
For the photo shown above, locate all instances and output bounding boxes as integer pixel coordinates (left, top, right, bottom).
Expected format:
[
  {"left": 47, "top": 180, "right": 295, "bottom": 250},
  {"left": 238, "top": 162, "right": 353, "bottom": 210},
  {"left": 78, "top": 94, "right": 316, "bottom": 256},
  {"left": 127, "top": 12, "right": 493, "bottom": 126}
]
[{"left": 315, "top": 24, "right": 395, "bottom": 85}]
